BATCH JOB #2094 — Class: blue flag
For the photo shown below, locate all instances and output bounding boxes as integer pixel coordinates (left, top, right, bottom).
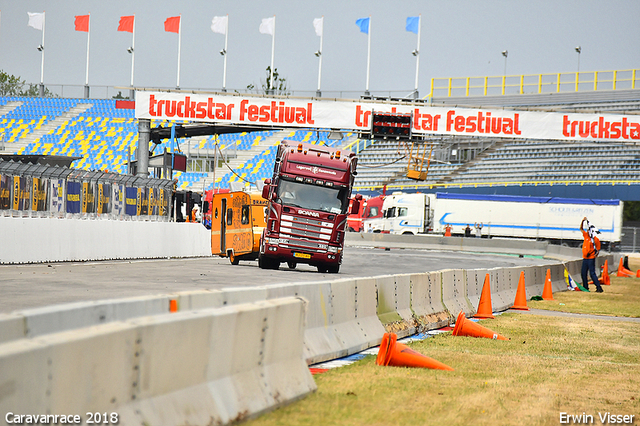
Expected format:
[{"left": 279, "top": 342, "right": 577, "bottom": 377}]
[
  {"left": 406, "top": 16, "right": 419, "bottom": 34},
  {"left": 356, "top": 17, "right": 370, "bottom": 34}
]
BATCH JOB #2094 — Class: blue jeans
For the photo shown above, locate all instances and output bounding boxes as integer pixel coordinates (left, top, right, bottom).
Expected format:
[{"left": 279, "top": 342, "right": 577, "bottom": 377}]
[{"left": 581, "top": 258, "right": 602, "bottom": 291}]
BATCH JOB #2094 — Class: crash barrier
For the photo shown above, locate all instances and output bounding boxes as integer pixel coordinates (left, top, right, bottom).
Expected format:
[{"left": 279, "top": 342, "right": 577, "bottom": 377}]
[
  {"left": 0, "top": 161, "right": 173, "bottom": 220},
  {"left": 0, "top": 297, "right": 317, "bottom": 426},
  {"left": 346, "top": 232, "right": 550, "bottom": 257},
  {"left": 0, "top": 216, "right": 211, "bottom": 263},
  {"left": 1, "top": 253, "right": 614, "bottom": 350}
]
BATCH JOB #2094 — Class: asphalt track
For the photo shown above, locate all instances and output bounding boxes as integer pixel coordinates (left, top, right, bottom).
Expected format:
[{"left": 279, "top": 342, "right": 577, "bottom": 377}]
[{"left": 0, "top": 246, "right": 551, "bottom": 313}]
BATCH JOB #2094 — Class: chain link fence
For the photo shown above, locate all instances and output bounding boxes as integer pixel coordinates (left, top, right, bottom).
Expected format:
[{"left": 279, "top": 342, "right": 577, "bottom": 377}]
[{"left": 621, "top": 227, "right": 640, "bottom": 252}]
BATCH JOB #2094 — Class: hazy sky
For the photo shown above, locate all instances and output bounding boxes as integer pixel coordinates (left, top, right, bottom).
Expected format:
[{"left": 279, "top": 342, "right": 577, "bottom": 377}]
[{"left": 0, "top": 0, "right": 638, "bottom": 97}]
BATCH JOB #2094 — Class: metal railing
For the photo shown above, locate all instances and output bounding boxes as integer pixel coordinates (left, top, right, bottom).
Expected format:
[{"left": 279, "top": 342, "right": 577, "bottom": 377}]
[
  {"left": 430, "top": 69, "right": 640, "bottom": 98},
  {"left": 354, "top": 178, "right": 640, "bottom": 192},
  {"left": 12, "top": 83, "right": 419, "bottom": 101}
]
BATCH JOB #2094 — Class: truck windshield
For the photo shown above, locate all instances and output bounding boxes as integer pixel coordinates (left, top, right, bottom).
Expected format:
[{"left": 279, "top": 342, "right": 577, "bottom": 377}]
[{"left": 277, "top": 179, "right": 347, "bottom": 214}]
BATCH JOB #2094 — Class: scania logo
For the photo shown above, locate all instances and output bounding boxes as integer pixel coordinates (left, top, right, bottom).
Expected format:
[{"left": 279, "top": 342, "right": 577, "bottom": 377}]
[
  {"left": 312, "top": 167, "right": 319, "bottom": 174},
  {"left": 298, "top": 209, "right": 320, "bottom": 217}
]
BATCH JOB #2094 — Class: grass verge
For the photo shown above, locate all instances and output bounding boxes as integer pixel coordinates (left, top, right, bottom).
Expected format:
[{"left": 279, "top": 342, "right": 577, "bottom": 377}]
[{"left": 246, "top": 273, "right": 640, "bottom": 426}]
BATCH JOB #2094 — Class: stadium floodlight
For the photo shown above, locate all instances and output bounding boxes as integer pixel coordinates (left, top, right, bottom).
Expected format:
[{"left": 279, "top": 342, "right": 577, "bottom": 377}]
[
  {"left": 220, "top": 48, "right": 226, "bottom": 56},
  {"left": 314, "top": 50, "right": 321, "bottom": 57},
  {"left": 412, "top": 49, "right": 418, "bottom": 57},
  {"left": 37, "top": 44, "right": 44, "bottom": 51},
  {"left": 127, "top": 47, "right": 134, "bottom": 54}
]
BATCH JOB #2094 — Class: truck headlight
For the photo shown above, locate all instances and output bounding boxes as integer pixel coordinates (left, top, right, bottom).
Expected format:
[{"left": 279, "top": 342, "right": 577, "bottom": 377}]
[{"left": 328, "top": 246, "right": 338, "bottom": 253}]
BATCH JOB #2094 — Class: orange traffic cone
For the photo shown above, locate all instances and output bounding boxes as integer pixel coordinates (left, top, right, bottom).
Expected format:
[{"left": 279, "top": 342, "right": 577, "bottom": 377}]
[
  {"left": 376, "top": 332, "right": 454, "bottom": 371},
  {"left": 452, "top": 312, "right": 508, "bottom": 341},
  {"left": 601, "top": 260, "right": 611, "bottom": 285},
  {"left": 617, "top": 258, "right": 634, "bottom": 277},
  {"left": 474, "top": 274, "right": 495, "bottom": 319},
  {"left": 542, "top": 269, "right": 555, "bottom": 300},
  {"left": 511, "top": 271, "right": 530, "bottom": 310}
]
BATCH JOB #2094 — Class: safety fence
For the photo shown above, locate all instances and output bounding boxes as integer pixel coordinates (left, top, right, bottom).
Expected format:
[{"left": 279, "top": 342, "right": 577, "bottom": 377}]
[
  {"left": 0, "top": 160, "right": 174, "bottom": 221},
  {"left": 430, "top": 68, "right": 640, "bottom": 98}
]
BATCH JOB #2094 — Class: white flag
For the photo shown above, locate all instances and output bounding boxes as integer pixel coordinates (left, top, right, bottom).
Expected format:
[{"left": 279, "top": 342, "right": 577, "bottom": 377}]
[
  {"left": 259, "top": 17, "right": 274, "bottom": 36},
  {"left": 313, "top": 17, "right": 323, "bottom": 37},
  {"left": 211, "top": 16, "right": 227, "bottom": 35},
  {"left": 28, "top": 12, "right": 44, "bottom": 31}
]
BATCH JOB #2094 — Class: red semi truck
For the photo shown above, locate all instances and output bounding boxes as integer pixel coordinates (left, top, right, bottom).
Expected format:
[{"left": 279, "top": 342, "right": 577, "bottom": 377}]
[
  {"left": 347, "top": 195, "right": 385, "bottom": 232},
  {"left": 259, "top": 141, "right": 360, "bottom": 273}
]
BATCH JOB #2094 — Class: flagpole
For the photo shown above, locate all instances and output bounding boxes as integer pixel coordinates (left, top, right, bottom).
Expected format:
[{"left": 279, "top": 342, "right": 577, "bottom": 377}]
[
  {"left": 317, "top": 17, "right": 323, "bottom": 97},
  {"left": 84, "top": 13, "right": 91, "bottom": 98},
  {"left": 365, "top": 15, "right": 371, "bottom": 95},
  {"left": 130, "top": 15, "right": 136, "bottom": 88},
  {"left": 414, "top": 14, "right": 421, "bottom": 99},
  {"left": 176, "top": 15, "right": 182, "bottom": 89},
  {"left": 222, "top": 15, "right": 228, "bottom": 92},
  {"left": 40, "top": 11, "right": 46, "bottom": 96},
  {"left": 269, "top": 15, "right": 275, "bottom": 93}
]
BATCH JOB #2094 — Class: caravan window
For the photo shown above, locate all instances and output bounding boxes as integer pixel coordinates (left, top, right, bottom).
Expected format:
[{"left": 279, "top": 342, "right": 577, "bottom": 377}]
[{"left": 241, "top": 205, "right": 250, "bottom": 225}]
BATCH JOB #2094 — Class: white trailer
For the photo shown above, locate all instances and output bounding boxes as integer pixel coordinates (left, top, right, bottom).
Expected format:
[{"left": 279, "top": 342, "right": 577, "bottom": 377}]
[{"left": 381, "top": 192, "right": 623, "bottom": 247}]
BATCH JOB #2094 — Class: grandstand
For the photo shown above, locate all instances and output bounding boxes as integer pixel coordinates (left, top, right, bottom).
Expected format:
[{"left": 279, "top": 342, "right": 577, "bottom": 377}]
[{"left": 0, "top": 96, "right": 358, "bottom": 192}]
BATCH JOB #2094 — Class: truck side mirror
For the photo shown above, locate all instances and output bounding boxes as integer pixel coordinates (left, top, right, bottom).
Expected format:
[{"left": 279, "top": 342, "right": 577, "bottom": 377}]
[
  {"left": 350, "top": 197, "right": 361, "bottom": 215},
  {"left": 261, "top": 179, "right": 271, "bottom": 200}
]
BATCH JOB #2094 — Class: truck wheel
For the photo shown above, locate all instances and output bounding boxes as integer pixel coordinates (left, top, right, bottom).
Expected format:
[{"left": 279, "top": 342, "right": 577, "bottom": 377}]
[
  {"left": 327, "top": 264, "right": 340, "bottom": 274},
  {"left": 287, "top": 261, "right": 297, "bottom": 269},
  {"left": 258, "top": 254, "right": 267, "bottom": 269},
  {"left": 229, "top": 252, "right": 240, "bottom": 265},
  {"left": 317, "top": 265, "right": 328, "bottom": 273}
]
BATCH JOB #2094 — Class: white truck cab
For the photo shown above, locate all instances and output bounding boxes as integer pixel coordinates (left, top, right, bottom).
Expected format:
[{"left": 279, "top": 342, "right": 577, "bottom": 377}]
[{"left": 381, "top": 192, "right": 432, "bottom": 235}]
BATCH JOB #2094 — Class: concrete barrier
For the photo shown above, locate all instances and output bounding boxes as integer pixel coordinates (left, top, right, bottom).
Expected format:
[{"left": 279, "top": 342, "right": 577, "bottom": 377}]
[
  {"left": 440, "top": 269, "right": 473, "bottom": 317},
  {"left": 0, "top": 297, "right": 316, "bottom": 426},
  {"left": 0, "top": 217, "right": 211, "bottom": 264},
  {"left": 0, "top": 295, "right": 172, "bottom": 344},
  {"left": 409, "top": 272, "right": 449, "bottom": 330},
  {"left": 375, "top": 274, "right": 415, "bottom": 337}
]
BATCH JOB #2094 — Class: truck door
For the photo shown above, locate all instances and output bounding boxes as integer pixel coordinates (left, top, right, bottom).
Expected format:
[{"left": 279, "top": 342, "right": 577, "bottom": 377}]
[{"left": 211, "top": 195, "right": 227, "bottom": 255}]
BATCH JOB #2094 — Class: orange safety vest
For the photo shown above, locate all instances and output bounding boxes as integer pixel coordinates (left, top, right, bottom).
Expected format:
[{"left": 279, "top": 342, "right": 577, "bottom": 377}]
[{"left": 581, "top": 230, "right": 600, "bottom": 259}]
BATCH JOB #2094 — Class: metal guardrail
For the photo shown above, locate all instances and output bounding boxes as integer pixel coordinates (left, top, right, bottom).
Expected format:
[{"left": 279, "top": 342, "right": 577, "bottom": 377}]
[
  {"left": 354, "top": 178, "right": 640, "bottom": 192},
  {"left": 430, "top": 69, "right": 640, "bottom": 98}
]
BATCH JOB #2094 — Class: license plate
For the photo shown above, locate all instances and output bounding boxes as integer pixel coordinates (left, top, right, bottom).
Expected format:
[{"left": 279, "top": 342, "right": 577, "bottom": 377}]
[{"left": 293, "top": 252, "right": 311, "bottom": 259}]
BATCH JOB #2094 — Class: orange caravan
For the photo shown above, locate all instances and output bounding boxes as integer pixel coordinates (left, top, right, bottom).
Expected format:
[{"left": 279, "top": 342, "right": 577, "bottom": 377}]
[{"left": 211, "top": 191, "right": 267, "bottom": 264}]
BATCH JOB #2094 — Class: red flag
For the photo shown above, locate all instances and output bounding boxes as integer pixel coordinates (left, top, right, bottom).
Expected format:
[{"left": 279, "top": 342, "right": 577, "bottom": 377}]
[
  {"left": 164, "top": 16, "right": 180, "bottom": 33},
  {"left": 118, "top": 15, "right": 134, "bottom": 33},
  {"left": 75, "top": 14, "right": 90, "bottom": 32}
]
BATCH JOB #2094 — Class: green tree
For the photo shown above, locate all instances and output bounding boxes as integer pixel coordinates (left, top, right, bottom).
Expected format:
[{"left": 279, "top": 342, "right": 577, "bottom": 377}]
[
  {"left": 0, "top": 70, "right": 27, "bottom": 96},
  {"left": 623, "top": 201, "right": 640, "bottom": 223},
  {"left": 247, "top": 66, "right": 290, "bottom": 96},
  {"left": 0, "top": 70, "right": 56, "bottom": 97}
]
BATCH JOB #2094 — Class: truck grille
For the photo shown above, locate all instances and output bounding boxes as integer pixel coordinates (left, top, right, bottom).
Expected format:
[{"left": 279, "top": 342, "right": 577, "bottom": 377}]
[{"left": 279, "top": 214, "right": 333, "bottom": 250}]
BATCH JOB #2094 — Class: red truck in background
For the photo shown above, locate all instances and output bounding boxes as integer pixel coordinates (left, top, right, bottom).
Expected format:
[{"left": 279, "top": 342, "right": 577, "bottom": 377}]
[
  {"left": 347, "top": 195, "right": 385, "bottom": 232},
  {"left": 259, "top": 141, "right": 360, "bottom": 273}
]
